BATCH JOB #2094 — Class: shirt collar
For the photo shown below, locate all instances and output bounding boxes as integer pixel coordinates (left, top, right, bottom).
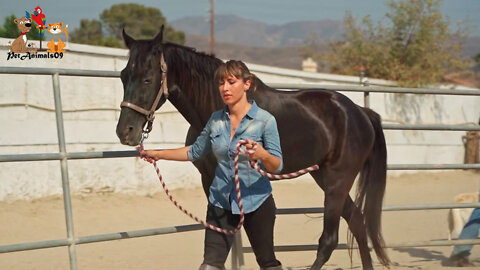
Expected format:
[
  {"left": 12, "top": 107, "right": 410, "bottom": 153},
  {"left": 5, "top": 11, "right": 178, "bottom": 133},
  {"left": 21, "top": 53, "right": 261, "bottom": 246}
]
[
  {"left": 224, "top": 100, "right": 258, "bottom": 119},
  {"left": 246, "top": 100, "right": 258, "bottom": 119}
]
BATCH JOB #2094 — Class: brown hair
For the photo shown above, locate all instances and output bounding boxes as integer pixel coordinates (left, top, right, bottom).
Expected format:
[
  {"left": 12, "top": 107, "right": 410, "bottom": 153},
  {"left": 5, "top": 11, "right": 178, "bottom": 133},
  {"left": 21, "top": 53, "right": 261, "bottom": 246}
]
[{"left": 214, "top": 60, "right": 256, "bottom": 92}]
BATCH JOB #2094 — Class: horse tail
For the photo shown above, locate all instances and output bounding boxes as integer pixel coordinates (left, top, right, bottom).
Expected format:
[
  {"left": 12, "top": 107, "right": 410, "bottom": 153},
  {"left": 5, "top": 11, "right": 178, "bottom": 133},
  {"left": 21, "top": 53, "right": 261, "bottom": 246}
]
[{"left": 356, "top": 107, "right": 390, "bottom": 266}]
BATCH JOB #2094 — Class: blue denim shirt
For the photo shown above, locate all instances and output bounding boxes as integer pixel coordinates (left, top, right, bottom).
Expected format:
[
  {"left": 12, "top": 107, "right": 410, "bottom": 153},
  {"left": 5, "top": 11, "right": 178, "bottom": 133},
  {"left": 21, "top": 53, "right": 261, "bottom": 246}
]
[{"left": 187, "top": 101, "right": 283, "bottom": 214}]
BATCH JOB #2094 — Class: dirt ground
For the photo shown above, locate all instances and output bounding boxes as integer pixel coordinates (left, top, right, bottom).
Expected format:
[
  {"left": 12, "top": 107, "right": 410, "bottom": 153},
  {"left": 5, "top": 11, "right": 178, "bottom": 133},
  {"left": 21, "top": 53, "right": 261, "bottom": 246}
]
[{"left": 1, "top": 171, "right": 480, "bottom": 270}]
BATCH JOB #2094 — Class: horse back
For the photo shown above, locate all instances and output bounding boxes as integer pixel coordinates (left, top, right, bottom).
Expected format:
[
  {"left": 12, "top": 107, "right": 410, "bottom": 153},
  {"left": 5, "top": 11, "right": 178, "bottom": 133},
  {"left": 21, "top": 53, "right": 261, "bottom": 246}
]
[{"left": 254, "top": 87, "right": 375, "bottom": 173}]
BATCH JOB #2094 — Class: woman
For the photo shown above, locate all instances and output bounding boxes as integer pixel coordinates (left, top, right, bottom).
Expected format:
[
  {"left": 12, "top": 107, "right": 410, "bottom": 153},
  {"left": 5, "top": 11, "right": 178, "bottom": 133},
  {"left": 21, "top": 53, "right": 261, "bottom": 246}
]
[{"left": 142, "top": 60, "right": 283, "bottom": 270}]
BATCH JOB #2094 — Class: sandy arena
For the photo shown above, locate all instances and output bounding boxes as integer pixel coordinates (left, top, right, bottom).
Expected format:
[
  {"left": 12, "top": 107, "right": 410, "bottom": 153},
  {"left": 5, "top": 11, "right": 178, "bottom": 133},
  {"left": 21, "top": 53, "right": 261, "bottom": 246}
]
[{"left": 1, "top": 170, "right": 479, "bottom": 270}]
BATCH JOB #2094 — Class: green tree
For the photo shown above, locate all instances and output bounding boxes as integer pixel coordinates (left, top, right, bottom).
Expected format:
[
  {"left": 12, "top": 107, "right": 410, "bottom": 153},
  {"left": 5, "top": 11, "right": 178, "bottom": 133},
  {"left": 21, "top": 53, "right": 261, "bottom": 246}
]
[
  {"left": 100, "top": 3, "right": 185, "bottom": 44},
  {"left": 320, "top": 0, "right": 468, "bottom": 87},
  {"left": 0, "top": 14, "right": 44, "bottom": 41},
  {"left": 69, "top": 3, "right": 184, "bottom": 48},
  {"left": 474, "top": 53, "right": 480, "bottom": 65},
  {"left": 70, "top": 19, "right": 121, "bottom": 47}
]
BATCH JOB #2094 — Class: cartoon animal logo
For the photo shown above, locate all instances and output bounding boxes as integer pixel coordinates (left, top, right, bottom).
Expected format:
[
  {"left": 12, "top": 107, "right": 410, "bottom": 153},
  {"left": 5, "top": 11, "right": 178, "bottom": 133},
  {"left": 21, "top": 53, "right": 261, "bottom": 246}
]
[
  {"left": 7, "top": 17, "right": 37, "bottom": 53},
  {"left": 46, "top": 22, "right": 68, "bottom": 53},
  {"left": 26, "top": 42, "right": 38, "bottom": 54},
  {"left": 26, "top": 6, "right": 47, "bottom": 38}
]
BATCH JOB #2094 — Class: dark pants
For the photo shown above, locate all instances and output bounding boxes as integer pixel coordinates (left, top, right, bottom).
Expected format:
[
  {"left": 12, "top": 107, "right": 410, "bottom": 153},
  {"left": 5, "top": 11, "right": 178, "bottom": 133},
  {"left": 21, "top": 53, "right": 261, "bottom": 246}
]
[{"left": 202, "top": 195, "right": 281, "bottom": 268}]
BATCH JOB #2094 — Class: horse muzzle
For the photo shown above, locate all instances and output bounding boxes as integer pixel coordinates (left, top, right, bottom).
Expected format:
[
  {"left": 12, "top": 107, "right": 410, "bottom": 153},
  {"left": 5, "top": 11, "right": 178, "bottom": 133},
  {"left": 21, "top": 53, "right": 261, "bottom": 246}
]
[{"left": 116, "top": 114, "right": 144, "bottom": 146}]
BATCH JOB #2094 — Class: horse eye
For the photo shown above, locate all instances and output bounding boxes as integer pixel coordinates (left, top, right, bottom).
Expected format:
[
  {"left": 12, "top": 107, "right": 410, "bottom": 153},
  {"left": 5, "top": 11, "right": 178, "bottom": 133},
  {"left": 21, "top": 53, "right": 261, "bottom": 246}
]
[{"left": 143, "top": 79, "right": 152, "bottom": 85}]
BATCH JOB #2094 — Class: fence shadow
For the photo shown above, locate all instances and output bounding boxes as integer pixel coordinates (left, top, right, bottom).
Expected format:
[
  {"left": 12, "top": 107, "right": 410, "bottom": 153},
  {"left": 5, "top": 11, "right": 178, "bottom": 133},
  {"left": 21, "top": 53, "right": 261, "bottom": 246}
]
[{"left": 393, "top": 247, "right": 447, "bottom": 262}]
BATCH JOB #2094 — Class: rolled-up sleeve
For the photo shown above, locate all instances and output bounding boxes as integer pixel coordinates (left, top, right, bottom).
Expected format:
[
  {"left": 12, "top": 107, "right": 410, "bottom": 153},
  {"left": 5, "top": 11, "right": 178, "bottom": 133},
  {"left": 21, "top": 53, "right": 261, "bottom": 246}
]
[
  {"left": 187, "top": 118, "right": 213, "bottom": 162},
  {"left": 263, "top": 116, "right": 283, "bottom": 173}
]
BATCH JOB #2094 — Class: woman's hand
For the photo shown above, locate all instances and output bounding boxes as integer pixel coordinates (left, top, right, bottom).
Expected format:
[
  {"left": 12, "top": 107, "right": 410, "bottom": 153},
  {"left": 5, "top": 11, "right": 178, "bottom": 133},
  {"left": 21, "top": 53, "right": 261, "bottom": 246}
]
[
  {"left": 140, "top": 149, "right": 161, "bottom": 161},
  {"left": 244, "top": 140, "right": 268, "bottom": 161},
  {"left": 244, "top": 140, "right": 281, "bottom": 173}
]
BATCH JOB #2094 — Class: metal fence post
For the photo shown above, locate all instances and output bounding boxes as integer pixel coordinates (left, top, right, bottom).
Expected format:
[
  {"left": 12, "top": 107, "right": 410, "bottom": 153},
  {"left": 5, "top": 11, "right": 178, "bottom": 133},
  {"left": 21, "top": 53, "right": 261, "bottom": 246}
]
[
  {"left": 364, "top": 91, "right": 370, "bottom": 108},
  {"left": 52, "top": 73, "right": 78, "bottom": 270},
  {"left": 231, "top": 232, "right": 245, "bottom": 270}
]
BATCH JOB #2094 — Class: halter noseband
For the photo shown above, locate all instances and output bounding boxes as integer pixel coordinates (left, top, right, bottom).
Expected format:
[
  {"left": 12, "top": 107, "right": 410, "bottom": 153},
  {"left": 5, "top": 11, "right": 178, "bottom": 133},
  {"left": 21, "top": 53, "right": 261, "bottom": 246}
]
[{"left": 120, "top": 54, "right": 169, "bottom": 134}]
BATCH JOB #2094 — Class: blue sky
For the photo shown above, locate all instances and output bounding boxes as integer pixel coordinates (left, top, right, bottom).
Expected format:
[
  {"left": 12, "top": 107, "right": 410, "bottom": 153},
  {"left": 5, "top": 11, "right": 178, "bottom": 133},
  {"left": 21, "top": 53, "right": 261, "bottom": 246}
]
[{"left": 1, "top": 0, "right": 479, "bottom": 36}]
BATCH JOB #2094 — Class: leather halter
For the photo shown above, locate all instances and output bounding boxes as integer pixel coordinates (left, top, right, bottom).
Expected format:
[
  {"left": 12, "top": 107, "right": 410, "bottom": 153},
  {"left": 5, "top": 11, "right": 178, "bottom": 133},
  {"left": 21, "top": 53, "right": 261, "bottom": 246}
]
[{"left": 120, "top": 54, "right": 169, "bottom": 133}]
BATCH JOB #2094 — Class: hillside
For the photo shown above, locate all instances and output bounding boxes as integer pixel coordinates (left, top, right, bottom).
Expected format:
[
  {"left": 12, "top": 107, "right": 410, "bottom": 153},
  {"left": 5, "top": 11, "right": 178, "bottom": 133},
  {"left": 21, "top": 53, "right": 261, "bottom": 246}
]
[
  {"left": 171, "top": 15, "right": 344, "bottom": 48},
  {"left": 183, "top": 34, "right": 331, "bottom": 71},
  {"left": 172, "top": 15, "right": 479, "bottom": 57},
  {"left": 173, "top": 15, "right": 480, "bottom": 87}
]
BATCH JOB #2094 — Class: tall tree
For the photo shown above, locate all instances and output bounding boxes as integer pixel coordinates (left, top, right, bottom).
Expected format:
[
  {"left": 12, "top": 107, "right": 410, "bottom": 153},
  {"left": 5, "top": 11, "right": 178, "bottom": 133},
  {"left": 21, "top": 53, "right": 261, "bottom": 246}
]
[
  {"left": 70, "top": 19, "right": 103, "bottom": 44},
  {"left": 474, "top": 53, "right": 480, "bottom": 65},
  {"left": 0, "top": 14, "right": 44, "bottom": 41},
  {"left": 99, "top": 3, "right": 185, "bottom": 44},
  {"left": 320, "top": 0, "right": 468, "bottom": 87},
  {"left": 69, "top": 3, "right": 184, "bottom": 48},
  {"left": 70, "top": 19, "right": 121, "bottom": 47}
]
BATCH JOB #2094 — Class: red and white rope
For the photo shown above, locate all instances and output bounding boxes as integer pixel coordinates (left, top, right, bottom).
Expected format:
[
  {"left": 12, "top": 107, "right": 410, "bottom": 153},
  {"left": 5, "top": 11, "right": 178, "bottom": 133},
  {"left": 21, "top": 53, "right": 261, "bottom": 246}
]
[
  {"left": 239, "top": 139, "right": 320, "bottom": 180},
  {"left": 138, "top": 139, "right": 319, "bottom": 235}
]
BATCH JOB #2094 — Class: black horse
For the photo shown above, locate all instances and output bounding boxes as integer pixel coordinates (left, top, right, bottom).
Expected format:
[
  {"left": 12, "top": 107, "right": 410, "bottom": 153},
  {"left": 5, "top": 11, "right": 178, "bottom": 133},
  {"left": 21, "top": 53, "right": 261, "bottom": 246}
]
[{"left": 116, "top": 27, "right": 389, "bottom": 270}]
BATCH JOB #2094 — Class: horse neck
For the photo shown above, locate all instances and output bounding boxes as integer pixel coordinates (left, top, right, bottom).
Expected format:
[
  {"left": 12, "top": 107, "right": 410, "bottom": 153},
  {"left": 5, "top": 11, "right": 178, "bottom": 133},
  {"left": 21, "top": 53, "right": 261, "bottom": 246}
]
[
  {"left": 249, "top": 79, "right": 277, "bottom": 109},
  {"left": 164, "top": 44, "right": 224, "bottom": 130}
]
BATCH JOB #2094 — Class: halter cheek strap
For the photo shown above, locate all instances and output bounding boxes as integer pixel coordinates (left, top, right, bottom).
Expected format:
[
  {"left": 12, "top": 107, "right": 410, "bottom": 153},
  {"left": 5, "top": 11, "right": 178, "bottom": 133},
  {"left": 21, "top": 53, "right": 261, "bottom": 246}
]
[
  {"left": 120, "top": 53, "right": 169, "bottom": 133},
  {"left": 160, "top": 54, "right": 169, "bottom": 99}
]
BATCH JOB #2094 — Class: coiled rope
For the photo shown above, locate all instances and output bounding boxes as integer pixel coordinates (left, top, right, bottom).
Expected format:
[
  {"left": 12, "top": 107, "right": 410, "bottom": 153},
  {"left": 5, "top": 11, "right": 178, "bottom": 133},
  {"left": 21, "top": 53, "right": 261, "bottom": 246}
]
[{"left": 138, "top": 139, "right": 319, "bottom": 235}]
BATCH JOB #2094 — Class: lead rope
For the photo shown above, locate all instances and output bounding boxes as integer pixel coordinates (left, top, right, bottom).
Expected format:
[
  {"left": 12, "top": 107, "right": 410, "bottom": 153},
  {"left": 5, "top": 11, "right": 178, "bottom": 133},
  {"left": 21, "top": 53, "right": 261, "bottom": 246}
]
[{"left": 138, "top": 139, "right": 319, "bottom": 235}]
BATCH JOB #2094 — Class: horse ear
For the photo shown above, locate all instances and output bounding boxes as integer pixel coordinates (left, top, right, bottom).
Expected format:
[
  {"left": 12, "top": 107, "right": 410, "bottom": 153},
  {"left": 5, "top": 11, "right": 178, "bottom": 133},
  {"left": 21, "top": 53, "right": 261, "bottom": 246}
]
[
  {"left": 153, "top": 25, "right": 164, "bottom": 44},
  {"left": 122, "top": 28, "right": 135, "bottom": 49}
]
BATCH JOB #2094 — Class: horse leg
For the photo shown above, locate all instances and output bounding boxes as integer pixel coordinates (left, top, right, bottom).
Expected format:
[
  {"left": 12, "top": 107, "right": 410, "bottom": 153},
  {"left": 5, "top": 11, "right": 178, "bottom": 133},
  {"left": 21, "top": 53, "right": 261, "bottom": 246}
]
[
  {"left": 310, "top": 189, "right": 348, "bottom": 269},
  {"left": 342, "top": 196, "right": 373, "bottom": 270},
  {"left": 309, "top": 170, "right": 352, "bottom": 270}
]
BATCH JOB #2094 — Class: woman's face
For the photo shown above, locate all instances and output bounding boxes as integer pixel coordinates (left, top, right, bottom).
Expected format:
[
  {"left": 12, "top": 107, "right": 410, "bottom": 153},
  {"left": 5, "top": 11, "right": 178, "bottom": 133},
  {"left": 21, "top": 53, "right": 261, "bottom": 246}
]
[{"left": 218, "top": 74, "right": 251, "bottom": 106}]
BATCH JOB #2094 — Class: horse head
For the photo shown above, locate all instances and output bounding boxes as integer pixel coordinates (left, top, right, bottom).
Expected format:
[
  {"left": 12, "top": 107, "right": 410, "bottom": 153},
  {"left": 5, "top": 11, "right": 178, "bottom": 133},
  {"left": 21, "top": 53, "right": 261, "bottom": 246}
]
[{"left": 116, "top": 26, "right": 168, "bottom": 146}]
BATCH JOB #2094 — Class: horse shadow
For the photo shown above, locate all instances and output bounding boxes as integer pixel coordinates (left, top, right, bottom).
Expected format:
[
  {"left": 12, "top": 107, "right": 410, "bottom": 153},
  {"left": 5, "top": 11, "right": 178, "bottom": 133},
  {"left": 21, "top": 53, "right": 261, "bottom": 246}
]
[
  {"left": 391, "top": 247, "right": 477, "bottom": 267},
  {"left": 287, "top": 247, "right": 479, "bottom": 269}
]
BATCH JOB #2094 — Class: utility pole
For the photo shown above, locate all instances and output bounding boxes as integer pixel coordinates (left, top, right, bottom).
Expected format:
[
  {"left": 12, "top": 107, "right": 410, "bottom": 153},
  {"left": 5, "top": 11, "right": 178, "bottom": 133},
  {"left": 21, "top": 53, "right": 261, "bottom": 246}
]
[{"left": 209, "top": 0, "right": 215, "bottom": 54}]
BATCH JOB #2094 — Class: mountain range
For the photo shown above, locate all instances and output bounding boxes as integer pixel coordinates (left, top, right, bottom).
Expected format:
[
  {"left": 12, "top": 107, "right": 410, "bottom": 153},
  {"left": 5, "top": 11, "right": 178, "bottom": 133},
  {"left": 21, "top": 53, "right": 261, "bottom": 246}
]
[
  {"left": 171, "top": 14, "right": 344, "bottom": 48},
  {"left": 171, "top": 15, "right": 480, "bottom": 69},
  {"left": 172, "top": 15, "right": 480, "bottom": 86}
]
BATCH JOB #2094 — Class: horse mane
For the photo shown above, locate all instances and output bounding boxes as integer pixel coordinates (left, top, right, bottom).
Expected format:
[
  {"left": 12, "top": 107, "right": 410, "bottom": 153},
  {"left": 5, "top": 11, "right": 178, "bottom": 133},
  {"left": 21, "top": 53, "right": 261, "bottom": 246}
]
[
  {"left": 164, "top": 42, "right": 197, "bottom": 53},
  {"left": 163, "top": 42, "right": 225, "bottom": 121}
]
